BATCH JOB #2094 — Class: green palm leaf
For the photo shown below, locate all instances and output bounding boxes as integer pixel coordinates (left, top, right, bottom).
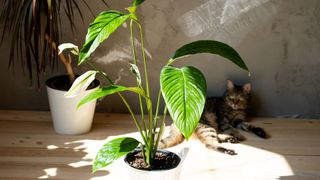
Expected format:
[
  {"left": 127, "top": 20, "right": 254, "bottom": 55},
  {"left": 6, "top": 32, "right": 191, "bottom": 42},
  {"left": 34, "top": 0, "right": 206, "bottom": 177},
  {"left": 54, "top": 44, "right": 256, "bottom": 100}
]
[
  {"left": 160, "top": 66, "right": 207, "bottom": 139},
  {"left": 79, "top": 11, "right": 130, "bottom": 65}
]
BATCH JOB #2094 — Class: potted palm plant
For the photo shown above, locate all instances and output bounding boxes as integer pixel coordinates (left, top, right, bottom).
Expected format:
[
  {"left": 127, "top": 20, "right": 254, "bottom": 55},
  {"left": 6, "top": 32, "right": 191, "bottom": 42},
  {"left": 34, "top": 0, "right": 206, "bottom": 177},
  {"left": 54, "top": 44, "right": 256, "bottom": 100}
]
[
  {"left": 0, "top": 0, "right": 107, "bottom": 86},
  {"left": 0, "top": 0, "right": 106, "bottom": 134},
  {"left": 66, "top": 0, "right": 249, "bottom": 178}
]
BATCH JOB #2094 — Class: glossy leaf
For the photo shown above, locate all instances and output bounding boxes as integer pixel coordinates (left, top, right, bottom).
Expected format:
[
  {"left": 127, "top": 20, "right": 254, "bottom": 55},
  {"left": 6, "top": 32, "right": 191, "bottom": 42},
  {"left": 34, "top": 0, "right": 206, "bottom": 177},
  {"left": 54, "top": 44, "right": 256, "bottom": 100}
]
[
  {"left": 78, "top": 85, "right": 147, "bottom": 108},
  {"left": 160, "top": 66, "right": 207, "bottom": 139},
  {"left": 58, "top": 43, "right": 79, "bottom": 55},
  {"left": 79, "top": 11, "right": 130, "bottom": 65},
  {"left": 92, "top": 137, "right": 139, "bottom": 172},
  {"left": 168, "top": 40, "right": 249, "bottom": 73},
  {"left": 65, "top": 71, "right": 98, "bottom": 98}
]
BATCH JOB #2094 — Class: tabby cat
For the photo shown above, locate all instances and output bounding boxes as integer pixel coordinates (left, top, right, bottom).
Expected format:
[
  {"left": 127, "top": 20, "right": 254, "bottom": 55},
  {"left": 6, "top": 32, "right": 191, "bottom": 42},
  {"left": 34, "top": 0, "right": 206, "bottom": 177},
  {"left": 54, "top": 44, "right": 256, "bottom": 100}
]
[{"left": 158, "top": 80, "right": 269, "bottom": 155}]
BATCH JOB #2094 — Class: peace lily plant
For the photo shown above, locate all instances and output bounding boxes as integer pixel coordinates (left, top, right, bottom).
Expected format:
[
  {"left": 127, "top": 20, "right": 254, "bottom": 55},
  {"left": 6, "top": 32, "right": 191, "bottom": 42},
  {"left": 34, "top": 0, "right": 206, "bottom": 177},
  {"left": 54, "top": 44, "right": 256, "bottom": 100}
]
[{"left": 65, "top": 0, "right": 249, "bottom": 172}]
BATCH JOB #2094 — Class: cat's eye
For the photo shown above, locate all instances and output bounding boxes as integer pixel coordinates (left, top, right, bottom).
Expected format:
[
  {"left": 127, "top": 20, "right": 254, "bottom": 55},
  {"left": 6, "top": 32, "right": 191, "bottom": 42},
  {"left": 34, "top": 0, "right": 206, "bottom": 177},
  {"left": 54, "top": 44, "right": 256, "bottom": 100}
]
[{"left": 228, "top": 96, "right": 244, "bottom": 104}]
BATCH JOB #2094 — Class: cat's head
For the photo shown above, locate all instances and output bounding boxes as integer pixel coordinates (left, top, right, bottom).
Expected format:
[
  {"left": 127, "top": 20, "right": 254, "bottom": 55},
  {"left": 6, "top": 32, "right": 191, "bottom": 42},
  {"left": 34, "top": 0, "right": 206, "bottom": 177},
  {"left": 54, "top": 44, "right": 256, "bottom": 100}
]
[{"left": 224, "top": 80, "right": 251, "bottom": 110}]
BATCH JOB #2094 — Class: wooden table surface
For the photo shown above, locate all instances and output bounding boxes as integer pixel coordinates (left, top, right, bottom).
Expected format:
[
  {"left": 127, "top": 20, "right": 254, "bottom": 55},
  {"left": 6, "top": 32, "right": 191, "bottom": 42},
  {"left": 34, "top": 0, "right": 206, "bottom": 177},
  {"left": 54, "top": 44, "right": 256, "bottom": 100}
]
[{"left": 0, "top": 110, "right": 319, "bottom": 180}]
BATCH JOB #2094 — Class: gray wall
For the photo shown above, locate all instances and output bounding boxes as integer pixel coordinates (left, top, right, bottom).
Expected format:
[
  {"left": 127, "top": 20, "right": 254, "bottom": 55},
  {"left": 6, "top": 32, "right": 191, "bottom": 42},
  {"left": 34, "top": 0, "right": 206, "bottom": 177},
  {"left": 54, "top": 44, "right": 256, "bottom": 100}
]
[{"left": 0, "top": 0, "right": 319, "bottom": 118}]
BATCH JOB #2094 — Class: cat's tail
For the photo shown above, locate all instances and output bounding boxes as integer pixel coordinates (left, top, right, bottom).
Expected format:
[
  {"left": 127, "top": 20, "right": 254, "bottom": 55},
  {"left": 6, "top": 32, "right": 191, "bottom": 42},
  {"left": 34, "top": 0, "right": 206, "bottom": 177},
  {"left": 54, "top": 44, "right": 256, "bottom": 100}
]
[
  {"left": 195, "top": 123, "right": 237, "bottom": 155},
  {"left": 158, "top": 124, "right": 184, "bottom": 149}
]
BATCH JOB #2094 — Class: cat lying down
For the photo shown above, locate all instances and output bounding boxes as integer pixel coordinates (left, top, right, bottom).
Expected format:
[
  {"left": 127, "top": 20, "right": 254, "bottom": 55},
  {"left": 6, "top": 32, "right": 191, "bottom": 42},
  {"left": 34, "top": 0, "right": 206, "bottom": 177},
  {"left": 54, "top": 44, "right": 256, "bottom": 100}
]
[{"left": 158, "top": 80, "right": 270, "bottom": 155}]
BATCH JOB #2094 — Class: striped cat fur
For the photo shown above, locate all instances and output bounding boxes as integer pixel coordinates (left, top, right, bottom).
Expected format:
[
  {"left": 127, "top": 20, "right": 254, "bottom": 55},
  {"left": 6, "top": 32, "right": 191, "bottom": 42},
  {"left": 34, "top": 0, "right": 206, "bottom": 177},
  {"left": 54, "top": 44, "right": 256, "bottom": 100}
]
[{"left": 158, "top": 80, "right": 269, "bottom": 155}]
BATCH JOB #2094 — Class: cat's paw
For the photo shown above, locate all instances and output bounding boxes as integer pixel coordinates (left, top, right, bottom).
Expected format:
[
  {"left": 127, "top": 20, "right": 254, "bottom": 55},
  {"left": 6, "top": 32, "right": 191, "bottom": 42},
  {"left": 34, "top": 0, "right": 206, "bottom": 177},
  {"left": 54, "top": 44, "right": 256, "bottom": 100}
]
[
  {"left": 226, "top": 137, "right": 239, "bottom": 143},
  {"left": 217, "top": 147, "right": 237, "bottom": 155},
  {"left": 217, "top": 134, "right": 239, "bottom": 143},
  {"left": 252, "top": 127, "right": 270, "bottom": 139}
]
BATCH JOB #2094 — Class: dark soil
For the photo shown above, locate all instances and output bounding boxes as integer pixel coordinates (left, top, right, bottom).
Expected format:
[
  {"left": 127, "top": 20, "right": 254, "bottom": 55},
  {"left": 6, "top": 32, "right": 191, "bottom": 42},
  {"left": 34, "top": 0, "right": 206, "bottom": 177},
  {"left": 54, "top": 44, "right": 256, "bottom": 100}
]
[
  {"left": 124, "top": 150, "right": 181, "bottom": 171},
  {"left": 46, "top": 75, "right": 99, "bottom": 91}
]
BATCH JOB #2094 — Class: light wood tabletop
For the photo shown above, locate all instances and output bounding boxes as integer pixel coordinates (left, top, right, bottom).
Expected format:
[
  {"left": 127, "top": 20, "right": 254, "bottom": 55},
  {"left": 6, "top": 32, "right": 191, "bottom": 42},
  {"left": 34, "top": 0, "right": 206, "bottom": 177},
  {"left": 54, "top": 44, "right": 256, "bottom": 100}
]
[{"left": 0, "top": 110, "right": 319, "bottom": 179}]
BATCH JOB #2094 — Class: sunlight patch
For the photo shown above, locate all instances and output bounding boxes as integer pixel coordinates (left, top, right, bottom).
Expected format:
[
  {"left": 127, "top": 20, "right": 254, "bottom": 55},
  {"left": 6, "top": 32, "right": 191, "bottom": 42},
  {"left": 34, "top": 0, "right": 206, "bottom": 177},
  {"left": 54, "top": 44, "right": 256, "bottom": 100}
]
[
  {"left": 61, "top": 129, "right": 294, "bottom": 179},
  {"left": 177, "top": 0, "right": 278, "bottom": 45},
  {"left": 39, "top": 168, "right": 57, "bottom": 179},
  {"left": 69, "top": 161, "right": 91, "bottom": 168},
  {"left": 46, "top": 145, "right": 59, "bottom": 150}
]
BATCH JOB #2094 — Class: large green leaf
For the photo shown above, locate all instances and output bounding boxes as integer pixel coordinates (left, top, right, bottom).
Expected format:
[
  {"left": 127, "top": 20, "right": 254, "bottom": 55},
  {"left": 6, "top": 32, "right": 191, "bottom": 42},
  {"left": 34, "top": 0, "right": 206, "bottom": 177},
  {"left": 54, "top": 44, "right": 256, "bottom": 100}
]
[
  {"left": 168, "top": 40, "right": 249, "bottom": 73},
  {"left": 92, "top": 137, "right": 139, "bottom": 173},
  {"left": 160, "top": 66, "right": 207, "bottom": 139},
  {"left": 79, "top": 11, "right": 130, "bottom": 65},
  {"left": 78, "top": 85, "right": 147, "bottom": 108}
]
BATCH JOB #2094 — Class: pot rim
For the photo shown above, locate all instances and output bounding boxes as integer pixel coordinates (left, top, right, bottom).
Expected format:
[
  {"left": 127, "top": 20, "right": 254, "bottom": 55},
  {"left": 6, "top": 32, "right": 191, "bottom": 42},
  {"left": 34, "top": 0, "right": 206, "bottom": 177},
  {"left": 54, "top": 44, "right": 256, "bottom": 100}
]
[{"left": 46, "top": 74, "right": 100, "bottom": 92}]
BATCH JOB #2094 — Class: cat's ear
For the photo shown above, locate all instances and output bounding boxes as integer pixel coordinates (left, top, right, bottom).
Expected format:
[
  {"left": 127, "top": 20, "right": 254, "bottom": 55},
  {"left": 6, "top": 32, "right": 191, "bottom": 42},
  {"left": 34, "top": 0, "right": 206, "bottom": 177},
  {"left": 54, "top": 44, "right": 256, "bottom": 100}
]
[
  {"left": 243, "top": 83, "right": 251, "bottom": 94},
  {"left": 227, "top": 80, "right": 234, "bottom": 90}
]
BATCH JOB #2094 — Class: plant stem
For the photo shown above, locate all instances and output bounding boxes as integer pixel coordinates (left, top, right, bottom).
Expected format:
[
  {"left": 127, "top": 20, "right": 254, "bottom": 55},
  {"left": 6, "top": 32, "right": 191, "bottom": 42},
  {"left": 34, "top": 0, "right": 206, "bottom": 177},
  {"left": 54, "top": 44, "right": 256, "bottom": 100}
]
[
  {"left": 130, "top": 20, "right": 138, "bottom": 66},
  {"left": 153, "top": 90, "right": 162, "bottom": 131},
  {"left": 141, "top": 144, "right": 146, "bottom": 163},
  {"left": 130, "top": 19, "right": 148, "bottom": 137},
  {"left": 155, "top": 106, "right": 168, "bottom": 149},
  {"left": 119, "top": 92, "right": 148, "bottom": 146},
  {"left": 44, "top": 34, "right": 75, "bottom": 82},
  {"left": 136, "top": 22, "right": 150, "bottom": 98},
  {"left": 135, "top": 19, "right": 154, "bottom": 165},
  {"left": 86, "top": 61, "right": 148, "bottom": 145},
  {"left": 87, "top": 62, "right": 113, "bottom": 85}
]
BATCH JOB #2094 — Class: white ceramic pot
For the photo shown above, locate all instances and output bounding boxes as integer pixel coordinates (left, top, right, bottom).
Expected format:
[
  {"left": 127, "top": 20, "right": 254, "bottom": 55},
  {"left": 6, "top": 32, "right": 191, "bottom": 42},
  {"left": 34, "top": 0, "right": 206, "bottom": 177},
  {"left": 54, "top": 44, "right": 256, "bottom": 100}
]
[
  {"left": 46, "top": 75, "right": 100, "bottom": 135},
  {"left": 122, "top": 148, "right": 189, "bottom": 180}
]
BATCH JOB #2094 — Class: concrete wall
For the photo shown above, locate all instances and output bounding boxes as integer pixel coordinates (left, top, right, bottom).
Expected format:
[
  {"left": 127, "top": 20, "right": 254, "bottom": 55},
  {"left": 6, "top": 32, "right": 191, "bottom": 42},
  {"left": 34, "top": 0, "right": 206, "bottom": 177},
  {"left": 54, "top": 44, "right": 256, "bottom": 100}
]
[{"left": 0, "top": 0, "right": 319, "bottom": 118}]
